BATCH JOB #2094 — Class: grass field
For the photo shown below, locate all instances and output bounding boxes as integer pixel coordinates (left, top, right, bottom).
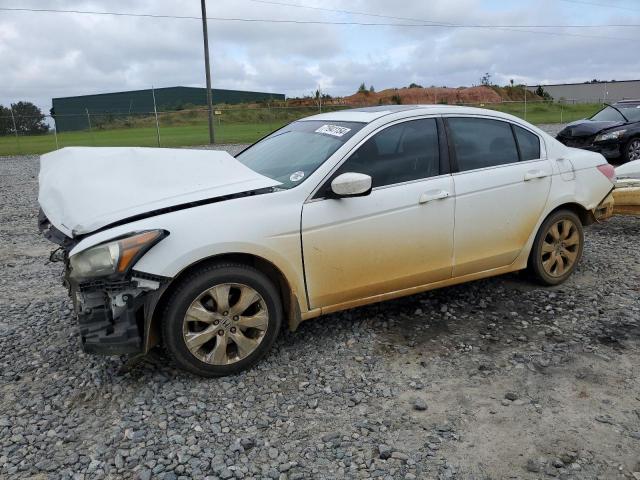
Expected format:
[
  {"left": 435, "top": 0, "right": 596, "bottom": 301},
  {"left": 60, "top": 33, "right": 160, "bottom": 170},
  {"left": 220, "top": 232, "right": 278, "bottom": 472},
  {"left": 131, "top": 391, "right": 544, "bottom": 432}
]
[
  {"left": 0, "top": 102, "right": 603, "bottom": 156},
  {"left": 482, "top": 101, "right": 601, "bottom": 124},
  {"left": 0, "top": 122, "right": 289, "bottom": 156}
]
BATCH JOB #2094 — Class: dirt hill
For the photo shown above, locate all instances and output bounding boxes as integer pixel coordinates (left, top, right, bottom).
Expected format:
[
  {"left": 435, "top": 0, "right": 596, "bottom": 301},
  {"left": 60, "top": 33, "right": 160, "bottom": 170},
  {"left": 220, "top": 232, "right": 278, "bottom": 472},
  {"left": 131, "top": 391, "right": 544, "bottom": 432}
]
[
  {"left": 343, "top": 86, "right": 503, "bottom": 105},
  {"left": 289, "top": 85, "right": 540, "bottom": 107}
]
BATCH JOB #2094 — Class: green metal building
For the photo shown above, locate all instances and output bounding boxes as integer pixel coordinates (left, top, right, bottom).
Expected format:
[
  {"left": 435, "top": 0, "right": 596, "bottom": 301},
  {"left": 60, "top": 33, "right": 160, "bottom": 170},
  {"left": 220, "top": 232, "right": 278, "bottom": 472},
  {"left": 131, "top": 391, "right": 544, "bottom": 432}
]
[{"left": 51, "top": 86, "right": 285, "bottom": 132}]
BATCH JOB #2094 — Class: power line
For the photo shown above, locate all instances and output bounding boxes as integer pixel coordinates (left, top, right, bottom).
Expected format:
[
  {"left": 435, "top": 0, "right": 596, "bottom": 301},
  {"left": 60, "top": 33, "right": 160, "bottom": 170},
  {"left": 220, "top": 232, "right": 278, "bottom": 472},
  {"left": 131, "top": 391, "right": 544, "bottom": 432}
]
[
  {"left": 559, "top": 0, "right": 640, "bottom": 12},
  {"left": 243, "top": 0, "right": 640, "bottom": 42},
  {"left": 246, "top": 0, "right": 640, "bottom": 28},
  {"left": 4, "top": 4, "right": 637, "bottom": 28},
  {"left": 0, "top": 6, "right": 637, "bottom": 42}
]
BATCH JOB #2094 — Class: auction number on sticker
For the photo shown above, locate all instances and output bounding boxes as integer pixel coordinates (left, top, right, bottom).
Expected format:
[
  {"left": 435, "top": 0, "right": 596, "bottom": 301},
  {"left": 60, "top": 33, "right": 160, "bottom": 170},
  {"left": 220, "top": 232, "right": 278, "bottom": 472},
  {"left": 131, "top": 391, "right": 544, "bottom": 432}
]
[{"left": 315, "top": 125, "right": 351, "bottom": 137}]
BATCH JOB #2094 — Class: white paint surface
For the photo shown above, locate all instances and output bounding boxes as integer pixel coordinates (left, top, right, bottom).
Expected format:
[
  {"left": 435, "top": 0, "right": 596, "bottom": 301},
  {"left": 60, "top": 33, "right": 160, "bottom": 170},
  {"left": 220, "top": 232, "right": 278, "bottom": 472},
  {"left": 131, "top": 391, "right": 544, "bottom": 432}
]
[{"left": 38, "top": 146, "right": 280, "bottom": 236}]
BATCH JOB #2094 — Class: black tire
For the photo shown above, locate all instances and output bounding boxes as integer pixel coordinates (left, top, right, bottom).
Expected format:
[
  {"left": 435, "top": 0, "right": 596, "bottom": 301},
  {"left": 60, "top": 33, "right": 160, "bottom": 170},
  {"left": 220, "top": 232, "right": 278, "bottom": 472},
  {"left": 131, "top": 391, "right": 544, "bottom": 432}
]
[
  {"left": 162, "top": 263, "right": 282, "bottom": 377},
  {"left": 528, "top": 209, "right": 584, "bottom": 286},
  {"left": 622, "top": 137, "right": 640, "bottom": 164}
]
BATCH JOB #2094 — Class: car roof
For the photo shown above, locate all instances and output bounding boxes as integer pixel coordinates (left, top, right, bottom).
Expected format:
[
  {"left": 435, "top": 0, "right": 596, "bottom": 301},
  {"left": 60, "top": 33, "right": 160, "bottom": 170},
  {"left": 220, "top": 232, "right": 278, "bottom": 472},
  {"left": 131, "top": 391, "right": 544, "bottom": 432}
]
[
  {"left": 300, "top": 104, "right": 523, "bottom": 124},
  {"left": 614, "top": 99, "right": 640, "bottom": 105}
]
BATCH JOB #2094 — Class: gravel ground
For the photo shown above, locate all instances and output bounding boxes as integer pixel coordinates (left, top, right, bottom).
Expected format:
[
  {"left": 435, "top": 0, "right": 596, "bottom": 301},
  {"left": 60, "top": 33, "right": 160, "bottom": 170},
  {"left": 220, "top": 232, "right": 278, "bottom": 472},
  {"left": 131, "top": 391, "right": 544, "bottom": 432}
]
[
  {"left": 1, "top": 139, "right": 639, "bottom": 480},
  {"left": 538, "top": 124, "right": 565, "bottom": 137}
]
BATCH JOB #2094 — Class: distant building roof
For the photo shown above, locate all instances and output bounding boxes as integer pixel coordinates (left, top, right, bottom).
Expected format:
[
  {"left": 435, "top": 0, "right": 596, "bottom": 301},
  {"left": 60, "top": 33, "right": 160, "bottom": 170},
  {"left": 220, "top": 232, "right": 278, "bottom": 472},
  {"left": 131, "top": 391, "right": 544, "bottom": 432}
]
[{"left": 527, "top": 79, "right": 640, "bottom": 88}]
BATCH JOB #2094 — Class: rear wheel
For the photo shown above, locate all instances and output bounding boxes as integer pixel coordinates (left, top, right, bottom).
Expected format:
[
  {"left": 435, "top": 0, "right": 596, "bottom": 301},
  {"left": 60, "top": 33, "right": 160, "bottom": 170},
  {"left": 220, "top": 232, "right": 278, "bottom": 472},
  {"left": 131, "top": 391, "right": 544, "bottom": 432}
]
[
  {"left": 162, "top": 263, "right": 282, "bottom": 377},
  {"left": 529, "top": 210, "right": 584, "bottom": 286},
  {"left": 623, "top": 138, "right": 640, "bottom": 163}
]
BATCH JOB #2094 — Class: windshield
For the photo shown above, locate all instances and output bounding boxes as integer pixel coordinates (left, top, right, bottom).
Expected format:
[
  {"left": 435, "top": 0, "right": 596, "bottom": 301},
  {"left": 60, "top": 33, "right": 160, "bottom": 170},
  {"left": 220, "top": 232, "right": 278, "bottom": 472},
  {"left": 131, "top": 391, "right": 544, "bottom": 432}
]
[
  {"left": 236, "top": 120, "right": 365, "bottom": 189},
  {"left": 590, "top": 105, "right": 640, "bottom": 122}
]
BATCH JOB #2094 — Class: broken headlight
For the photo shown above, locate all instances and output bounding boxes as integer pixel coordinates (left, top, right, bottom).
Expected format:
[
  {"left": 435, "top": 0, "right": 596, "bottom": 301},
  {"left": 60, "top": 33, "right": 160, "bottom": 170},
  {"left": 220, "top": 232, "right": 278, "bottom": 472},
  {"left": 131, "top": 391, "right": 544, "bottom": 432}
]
[
  {"left": 594, "top": 129, "right": 626, "bottom": 142},
  {"left": 69, "top": 230, "right": 167, "bottom": 280}
]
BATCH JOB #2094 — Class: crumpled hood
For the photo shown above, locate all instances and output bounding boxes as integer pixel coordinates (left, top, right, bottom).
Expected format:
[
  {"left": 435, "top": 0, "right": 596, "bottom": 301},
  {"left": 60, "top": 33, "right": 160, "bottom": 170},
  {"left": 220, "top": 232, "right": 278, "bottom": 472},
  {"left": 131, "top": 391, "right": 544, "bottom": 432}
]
[
  {"left": 559, "top": 119, "right": 625, "bottom": 138},
  {"left": 38, "top": 147, "right": 280, "bottom": 237}
]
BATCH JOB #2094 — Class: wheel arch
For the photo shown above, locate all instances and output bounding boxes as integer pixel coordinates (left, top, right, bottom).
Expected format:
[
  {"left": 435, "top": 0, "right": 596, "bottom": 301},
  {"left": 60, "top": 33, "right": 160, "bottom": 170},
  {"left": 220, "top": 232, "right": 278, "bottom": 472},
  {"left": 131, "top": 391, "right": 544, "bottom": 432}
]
[
  {"left": 143, "top": 252, "right": 302, "bottom": 353},
  {"left": 546, "top": 202, "right": 596, "bottom": 226},
  {"left": 521, "top": 201, "right": 592, "bottom": 269}
]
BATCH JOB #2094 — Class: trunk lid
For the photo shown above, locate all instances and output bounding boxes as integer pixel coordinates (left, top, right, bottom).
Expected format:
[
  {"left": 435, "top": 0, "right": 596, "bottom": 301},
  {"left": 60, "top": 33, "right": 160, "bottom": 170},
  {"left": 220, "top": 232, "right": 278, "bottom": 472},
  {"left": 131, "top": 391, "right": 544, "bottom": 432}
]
[{"left": 38, "top": 147, "right": 280, "bottom": 237}]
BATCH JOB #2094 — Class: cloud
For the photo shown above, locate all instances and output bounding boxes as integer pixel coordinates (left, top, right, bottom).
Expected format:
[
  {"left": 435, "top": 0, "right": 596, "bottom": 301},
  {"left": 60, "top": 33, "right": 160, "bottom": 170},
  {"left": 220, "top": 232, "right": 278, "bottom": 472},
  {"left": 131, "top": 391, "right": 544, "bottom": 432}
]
[{"left": 0, "top": 0, "right": 639, "bottom": 112}]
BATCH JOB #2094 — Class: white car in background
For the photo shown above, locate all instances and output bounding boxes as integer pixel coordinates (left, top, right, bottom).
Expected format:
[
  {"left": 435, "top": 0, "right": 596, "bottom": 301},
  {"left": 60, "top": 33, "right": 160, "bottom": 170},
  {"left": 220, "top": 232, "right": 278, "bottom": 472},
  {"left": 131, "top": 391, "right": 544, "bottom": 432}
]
[{"left": 38, "top": 105, "right": 615, "bottom": 377}]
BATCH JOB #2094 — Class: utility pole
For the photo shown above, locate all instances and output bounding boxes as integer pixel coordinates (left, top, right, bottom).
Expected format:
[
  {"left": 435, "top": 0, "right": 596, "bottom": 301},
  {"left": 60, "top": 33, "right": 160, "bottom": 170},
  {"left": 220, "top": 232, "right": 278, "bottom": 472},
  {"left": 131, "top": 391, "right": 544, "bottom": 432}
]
[
  {"left": 10, "top": 108, "right": 19, "bottom": 153},
  {"left": 152, "top": 86, "right": 161, "bottom": 147},
  {"left": 201, "top": 0, "right": 215, "bottom": 144}
]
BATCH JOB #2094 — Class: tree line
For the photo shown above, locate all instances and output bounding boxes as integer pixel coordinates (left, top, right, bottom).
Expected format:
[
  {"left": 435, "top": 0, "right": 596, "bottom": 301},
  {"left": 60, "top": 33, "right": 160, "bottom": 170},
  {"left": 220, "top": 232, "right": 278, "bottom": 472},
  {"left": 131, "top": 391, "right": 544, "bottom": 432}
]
[{"left": 0, "top": 102, "right": 49, "bottom": 135}]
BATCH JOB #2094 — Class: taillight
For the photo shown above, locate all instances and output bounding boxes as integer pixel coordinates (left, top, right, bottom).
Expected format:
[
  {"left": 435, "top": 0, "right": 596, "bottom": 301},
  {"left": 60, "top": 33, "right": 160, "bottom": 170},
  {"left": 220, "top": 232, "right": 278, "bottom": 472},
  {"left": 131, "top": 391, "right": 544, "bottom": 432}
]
[{"left": 597, "top": 163, "right": 616, "bottom": 182}]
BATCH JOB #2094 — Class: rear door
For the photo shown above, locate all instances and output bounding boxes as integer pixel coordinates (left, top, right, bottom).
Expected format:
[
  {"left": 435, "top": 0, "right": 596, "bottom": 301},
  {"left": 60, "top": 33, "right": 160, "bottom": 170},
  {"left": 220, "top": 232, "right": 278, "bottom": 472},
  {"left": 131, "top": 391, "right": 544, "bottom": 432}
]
[{"left": 445, "top": 116, "right": 552, "bottom": 277}]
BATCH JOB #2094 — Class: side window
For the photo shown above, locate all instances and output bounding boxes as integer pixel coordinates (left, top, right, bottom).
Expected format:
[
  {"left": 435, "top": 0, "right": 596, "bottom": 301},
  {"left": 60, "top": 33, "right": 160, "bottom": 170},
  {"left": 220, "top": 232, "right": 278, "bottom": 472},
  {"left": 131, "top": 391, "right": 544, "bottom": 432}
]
[
  {"left": 514, "top": 125, "right": 541, "bottom": 161},
  {"left": 448, "top": 118, "right": 519, "bottom": 172},
  {"left": 334, "top": 119, "right": 440, "bottom": 188}
]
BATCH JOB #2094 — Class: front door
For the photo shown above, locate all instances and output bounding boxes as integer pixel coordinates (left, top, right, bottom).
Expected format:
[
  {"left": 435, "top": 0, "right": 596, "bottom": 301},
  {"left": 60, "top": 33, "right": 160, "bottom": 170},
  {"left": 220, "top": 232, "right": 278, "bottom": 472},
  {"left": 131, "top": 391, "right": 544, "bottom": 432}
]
[{"left": 301, "top": 118, "right": 455, "bottom": 309}]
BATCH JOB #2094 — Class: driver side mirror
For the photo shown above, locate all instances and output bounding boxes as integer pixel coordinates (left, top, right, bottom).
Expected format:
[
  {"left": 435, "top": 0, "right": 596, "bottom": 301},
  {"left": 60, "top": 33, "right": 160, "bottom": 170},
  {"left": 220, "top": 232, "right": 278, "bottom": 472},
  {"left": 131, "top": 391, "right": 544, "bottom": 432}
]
[{"left": 330, "top": 172, "right": 372, "bottom": 198}]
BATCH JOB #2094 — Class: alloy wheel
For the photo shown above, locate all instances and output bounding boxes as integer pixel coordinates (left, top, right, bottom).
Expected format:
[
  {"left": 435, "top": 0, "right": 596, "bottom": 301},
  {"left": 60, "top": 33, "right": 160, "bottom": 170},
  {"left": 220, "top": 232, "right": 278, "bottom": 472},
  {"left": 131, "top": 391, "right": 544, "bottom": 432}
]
[
  {"left": 182, "top": 283, "right": 269, "bottom": 365},
  {"left": 629, "top": 139, "right": 640, "bottom": 161},
  {"left": 540, "top": 219, "right": 580, "bottom": 277}
]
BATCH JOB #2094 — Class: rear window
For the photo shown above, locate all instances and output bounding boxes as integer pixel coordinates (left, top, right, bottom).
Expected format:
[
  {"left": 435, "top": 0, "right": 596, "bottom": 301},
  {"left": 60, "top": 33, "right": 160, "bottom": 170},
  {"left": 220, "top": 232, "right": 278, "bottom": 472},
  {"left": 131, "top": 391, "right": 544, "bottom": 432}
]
[
  {"left": 514, "top": 126, "right": 541, "bottom": 161},
  {"left": 447, "top": 118, "right": 519, "bottom": 172},
  {"left": 236, "top": 120, "right": 364, "bottom": 189}
]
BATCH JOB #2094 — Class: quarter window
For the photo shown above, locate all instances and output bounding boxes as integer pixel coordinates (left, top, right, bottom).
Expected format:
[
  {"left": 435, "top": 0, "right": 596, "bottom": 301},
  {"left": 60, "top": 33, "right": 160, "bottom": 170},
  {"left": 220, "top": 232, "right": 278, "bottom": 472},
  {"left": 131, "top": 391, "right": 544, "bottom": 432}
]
[
  {"left": 448, "top": 118, "right": 519, "bottom": 172},
  {"left": 514, "top": 125, "right": 541, "bottom": 161},
  {"left": 334, "top": 119, "right": 440, "bottom": 188}
]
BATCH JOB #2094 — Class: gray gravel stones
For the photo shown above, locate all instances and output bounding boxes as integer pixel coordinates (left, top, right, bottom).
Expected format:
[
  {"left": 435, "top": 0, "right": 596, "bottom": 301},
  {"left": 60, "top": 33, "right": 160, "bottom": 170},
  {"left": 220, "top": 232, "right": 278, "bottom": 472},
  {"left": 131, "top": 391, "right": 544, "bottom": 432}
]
[
  {"left": 1, "top": 151, "right": 639, "bottom": 479},
  {"left": 412, "top": 398, "right": 428, "bottom": 411},
  {"left": 526, "top": 457, "right": 542, "bottom": 473}
]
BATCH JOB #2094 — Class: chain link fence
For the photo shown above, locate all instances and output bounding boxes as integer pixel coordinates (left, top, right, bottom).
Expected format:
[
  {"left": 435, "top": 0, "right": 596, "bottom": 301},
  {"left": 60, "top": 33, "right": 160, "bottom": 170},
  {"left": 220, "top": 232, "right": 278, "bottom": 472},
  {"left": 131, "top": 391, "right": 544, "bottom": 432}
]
[{"left": 0, "top": 101, "right": 602, "bottom": 156}]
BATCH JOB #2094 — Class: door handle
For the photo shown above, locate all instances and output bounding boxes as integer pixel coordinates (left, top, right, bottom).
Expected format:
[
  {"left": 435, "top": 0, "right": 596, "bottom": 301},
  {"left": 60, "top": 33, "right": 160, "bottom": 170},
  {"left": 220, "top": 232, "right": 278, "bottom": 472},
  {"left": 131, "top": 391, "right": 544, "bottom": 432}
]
[
  {"left": 419, "top": 190, "right": 450, "bottom": 204},
  {"left": 524, "top": 170, "right": 549, "bottom": 181}
]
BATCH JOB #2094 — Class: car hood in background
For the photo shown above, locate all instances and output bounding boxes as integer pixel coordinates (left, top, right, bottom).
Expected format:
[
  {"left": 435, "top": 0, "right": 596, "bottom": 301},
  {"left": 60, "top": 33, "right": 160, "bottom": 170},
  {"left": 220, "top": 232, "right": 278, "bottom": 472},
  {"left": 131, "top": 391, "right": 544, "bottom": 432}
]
[
  {"left": 38, "top": 147, "right": 280, "bottom": 237},
  {"left": 559, "top": 120, "right": 626, "bottom": 138}
]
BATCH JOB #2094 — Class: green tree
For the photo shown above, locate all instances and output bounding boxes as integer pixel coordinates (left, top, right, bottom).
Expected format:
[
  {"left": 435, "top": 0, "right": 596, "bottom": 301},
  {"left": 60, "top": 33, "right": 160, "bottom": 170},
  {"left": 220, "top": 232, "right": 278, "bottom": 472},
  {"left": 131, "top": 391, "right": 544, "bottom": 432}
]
[
  {"left": 408, "top": 82, "right": 423, "bottom": 89},
  {"left": 535, "top": 85, "right": 552, "bottom": 101},
  {"left": 0, "top": 105, "right": 12, "bottom": 135},
  {"left": 358, "top": 82, "right": 368, "bottom": 94},
  {"left": 369, "top": 85, "right": 375, "bottom": 93},
  {"left": 10, "top": 101, "right": 48, "bottom": 134}
]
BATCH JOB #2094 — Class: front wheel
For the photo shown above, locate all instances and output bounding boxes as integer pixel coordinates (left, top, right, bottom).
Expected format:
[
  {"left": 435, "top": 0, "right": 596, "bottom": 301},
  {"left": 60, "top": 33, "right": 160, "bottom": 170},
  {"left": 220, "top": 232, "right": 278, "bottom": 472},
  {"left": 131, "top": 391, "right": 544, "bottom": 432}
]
[
  {"left": 623, "top": 137, "right": 640, "bottom": 163},
  {"left": 528, "top": 210, "right": 584, "bottom": 286},
  {"left": 162, "top": 263, "right": 282, "bottom": 377}
]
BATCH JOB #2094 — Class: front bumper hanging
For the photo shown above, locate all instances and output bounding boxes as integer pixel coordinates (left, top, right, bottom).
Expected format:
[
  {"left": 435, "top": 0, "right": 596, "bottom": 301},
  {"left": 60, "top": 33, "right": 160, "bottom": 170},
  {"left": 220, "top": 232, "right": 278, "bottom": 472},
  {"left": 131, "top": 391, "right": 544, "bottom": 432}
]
[
  {"left": 76, "top": 290, "right": 144, "bottom": 355},
  {"left": 68, "top": 272, "right": 168, "bottom": 355}
]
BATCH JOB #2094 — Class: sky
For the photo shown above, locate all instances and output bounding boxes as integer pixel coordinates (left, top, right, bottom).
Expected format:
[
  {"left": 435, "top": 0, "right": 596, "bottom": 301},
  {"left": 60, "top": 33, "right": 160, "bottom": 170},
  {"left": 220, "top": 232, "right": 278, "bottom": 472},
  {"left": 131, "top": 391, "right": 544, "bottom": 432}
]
[{"left": 1, "top": 0, "right": 639, "bottom": 112}]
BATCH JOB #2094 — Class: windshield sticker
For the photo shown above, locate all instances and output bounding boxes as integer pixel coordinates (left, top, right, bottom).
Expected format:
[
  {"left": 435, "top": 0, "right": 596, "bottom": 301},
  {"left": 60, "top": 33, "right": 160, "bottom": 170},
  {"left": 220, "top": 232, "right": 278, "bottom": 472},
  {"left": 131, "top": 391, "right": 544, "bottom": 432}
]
[
  {"left": 315, "top": 124, "right": 351, "bottom": 137},
  {"left": 290, "top": 171, "right": 305, "bottom": 182}
]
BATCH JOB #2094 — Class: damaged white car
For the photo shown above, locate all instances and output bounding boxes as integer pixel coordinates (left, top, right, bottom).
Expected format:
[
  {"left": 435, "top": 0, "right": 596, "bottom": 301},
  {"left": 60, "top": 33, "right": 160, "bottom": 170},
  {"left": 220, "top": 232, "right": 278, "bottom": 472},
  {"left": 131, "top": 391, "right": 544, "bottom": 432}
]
[{"left": 38, "top": 106, "right": 615, "bottom": 377}]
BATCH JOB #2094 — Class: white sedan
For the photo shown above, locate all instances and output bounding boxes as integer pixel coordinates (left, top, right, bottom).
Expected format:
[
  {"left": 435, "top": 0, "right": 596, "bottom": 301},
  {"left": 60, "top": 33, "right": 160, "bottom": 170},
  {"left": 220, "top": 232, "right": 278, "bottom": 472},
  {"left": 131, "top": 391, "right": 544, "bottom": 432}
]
[{"left": 38, "top": 105, "right": 615, "bottom": 377}]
